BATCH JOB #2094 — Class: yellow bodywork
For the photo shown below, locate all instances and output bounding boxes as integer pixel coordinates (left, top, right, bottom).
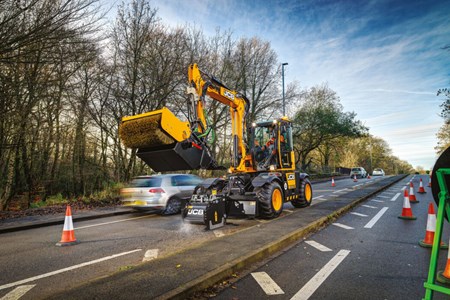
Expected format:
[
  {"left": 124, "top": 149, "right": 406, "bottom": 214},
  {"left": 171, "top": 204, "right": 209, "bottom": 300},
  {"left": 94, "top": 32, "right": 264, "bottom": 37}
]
[{"left": 119, "top": 107, "right": 191, "bottom": 149}]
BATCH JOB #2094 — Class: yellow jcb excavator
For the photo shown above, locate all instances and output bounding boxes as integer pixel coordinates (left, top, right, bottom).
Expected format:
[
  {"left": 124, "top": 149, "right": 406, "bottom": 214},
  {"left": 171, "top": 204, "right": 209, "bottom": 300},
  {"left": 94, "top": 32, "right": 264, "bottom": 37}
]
[{"left": 119, "top": 63, "right": 313, "bottom": 230}]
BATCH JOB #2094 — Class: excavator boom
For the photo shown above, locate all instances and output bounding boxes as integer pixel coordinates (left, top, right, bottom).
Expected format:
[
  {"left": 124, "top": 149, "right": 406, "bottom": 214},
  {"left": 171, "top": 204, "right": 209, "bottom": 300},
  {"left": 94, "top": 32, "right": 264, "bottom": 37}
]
[{"left": 119, "top": 64, "right": 248, "bottom": 172}]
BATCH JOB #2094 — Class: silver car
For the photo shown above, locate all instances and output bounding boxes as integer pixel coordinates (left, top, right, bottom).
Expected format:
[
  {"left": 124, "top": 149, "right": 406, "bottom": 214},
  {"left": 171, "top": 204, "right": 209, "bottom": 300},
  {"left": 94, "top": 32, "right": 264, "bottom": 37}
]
[{"left": 120, "top": 174, "right": 203, "bottom": 214}]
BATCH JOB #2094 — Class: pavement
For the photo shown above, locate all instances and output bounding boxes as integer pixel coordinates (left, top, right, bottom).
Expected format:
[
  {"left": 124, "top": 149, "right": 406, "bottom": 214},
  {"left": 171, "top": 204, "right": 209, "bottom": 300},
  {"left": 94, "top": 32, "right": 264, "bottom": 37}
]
[
  {"left": 33, "top": 174, "right": 407, "bottom": 300},
  {"left": 0, "top": 206, "right": 135, "bottom": 234}
]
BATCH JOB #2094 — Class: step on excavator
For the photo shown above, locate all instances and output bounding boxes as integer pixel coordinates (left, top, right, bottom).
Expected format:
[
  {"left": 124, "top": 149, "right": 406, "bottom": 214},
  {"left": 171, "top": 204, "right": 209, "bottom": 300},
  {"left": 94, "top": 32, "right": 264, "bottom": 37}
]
[{"left": 119, "top": 63, "right": 313, "bottom": 230}]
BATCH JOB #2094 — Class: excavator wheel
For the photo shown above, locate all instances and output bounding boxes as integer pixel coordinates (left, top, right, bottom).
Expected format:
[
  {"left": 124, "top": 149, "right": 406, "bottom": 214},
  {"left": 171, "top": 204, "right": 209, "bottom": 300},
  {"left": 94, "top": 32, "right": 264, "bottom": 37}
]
[
  {"left": 291, "top": 178, "right": 313, "bottom": 208},
  {"left": 257, "top": 181, "right": 284, "bottom": 219}
]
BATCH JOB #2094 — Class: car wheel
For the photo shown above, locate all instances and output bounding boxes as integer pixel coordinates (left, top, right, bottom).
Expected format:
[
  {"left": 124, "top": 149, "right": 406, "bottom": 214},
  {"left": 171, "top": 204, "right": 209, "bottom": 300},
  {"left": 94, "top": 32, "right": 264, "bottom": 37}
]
[{"left": 162, "top": 197, "right": 182, "bottom": 215}]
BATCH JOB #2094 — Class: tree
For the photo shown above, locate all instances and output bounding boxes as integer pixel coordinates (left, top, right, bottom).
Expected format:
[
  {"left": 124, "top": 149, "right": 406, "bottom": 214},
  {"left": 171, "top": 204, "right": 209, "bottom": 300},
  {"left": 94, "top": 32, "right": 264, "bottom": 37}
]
[
  {"left": 291, "top": 84, "right": 367, "bottom": 171},
  {"left": 435, "top": 123, "right": 450, "bottom": 155}
]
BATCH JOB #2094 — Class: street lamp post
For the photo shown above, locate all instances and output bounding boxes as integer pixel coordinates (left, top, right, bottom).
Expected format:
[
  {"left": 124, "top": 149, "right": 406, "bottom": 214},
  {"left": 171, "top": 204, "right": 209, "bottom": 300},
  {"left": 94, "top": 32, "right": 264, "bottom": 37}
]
[{"left": 282, "top": 62, "right": 288, "bottom": 116}]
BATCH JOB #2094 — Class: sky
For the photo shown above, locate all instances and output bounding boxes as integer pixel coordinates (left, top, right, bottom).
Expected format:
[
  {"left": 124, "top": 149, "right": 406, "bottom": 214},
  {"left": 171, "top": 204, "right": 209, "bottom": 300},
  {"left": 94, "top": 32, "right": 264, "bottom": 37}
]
[{"left": 104, "top": 0, "right": 450, "bottom": 169}]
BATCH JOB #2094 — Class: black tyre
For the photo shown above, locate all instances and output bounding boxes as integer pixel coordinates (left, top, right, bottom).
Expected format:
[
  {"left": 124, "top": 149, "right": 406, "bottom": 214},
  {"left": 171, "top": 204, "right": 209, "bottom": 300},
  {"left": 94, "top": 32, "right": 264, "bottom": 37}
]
[
  {"left": 162, "top": 197, "right": 183, "bottom": 215},
  {"left": 292, "top": 178, "right": 313, "bottom": 208},
  {"left": 257, "top": 181, "right": 283, "bottom": 219}
]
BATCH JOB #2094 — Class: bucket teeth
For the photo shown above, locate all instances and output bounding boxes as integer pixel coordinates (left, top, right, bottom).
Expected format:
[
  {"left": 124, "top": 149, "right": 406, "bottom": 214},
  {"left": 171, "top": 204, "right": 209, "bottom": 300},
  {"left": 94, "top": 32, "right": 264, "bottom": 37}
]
[{"left": 119, "top": 114, "right": 175, "bottom": 149}]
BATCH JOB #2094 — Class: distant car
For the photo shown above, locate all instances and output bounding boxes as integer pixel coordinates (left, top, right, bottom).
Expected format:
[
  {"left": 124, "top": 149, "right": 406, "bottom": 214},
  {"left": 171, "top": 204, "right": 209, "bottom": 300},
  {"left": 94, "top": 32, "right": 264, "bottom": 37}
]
[
  {"left": 120, "top": 174, "right": 203, "bottom": 214},
  {"left": 350, "top": 167, "right": 367, "bottom": 178},
  {"left": 372, "top": 168, "right": 385, "bottom": 176}
]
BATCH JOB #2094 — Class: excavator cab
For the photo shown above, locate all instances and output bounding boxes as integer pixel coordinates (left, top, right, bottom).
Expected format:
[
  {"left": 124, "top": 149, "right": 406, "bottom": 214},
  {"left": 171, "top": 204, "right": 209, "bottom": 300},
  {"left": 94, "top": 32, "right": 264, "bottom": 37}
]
[{"left": 250, "top": 118, "right": 295, "bottom": 171}]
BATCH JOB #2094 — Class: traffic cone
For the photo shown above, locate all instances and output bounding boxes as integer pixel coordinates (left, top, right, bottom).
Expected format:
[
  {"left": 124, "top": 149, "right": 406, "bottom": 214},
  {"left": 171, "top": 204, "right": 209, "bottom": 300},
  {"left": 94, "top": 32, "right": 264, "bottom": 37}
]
[
  {"left": 409, "top": 182, "right": 419, "bottom": 203},
  {"left": 56, "top": 205, "right": 78, "bottom": 246},
  {"left": 367, "top": 174, "right": 371, "bottom": 179},
  {"left": 398, "top": 189, "right": 416, "bottom": 220},
  {"left": 418, "top": 178, "right": 426, "bottom": 194},
  {"left": 353, "top": 175, "right": 358, "bottom": 182},
  {"left": 331, "top": 177, "right": 336, "bottom": 187},
  {"left": 428, "top": 176, "right": 432, "bottom": 187},
  {"left": 419, "top": 203, "right": 447, "bottom": 248},
  {"left": 437, "top": 237, "right": 450, "bottom": 284}
]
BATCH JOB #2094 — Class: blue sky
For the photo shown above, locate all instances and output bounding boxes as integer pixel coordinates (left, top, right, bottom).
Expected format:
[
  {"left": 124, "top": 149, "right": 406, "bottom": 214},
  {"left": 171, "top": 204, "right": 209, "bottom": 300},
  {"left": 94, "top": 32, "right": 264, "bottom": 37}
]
[{"left": 104, "top": 0, "right": 450, "bottom": 169}]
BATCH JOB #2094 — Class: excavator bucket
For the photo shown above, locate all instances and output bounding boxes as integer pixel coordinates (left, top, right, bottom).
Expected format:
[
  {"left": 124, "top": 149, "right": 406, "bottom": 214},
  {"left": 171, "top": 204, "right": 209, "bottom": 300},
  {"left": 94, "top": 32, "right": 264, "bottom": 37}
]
[{"left": 119, "top": 107, "right": 215, "bottom": 172}]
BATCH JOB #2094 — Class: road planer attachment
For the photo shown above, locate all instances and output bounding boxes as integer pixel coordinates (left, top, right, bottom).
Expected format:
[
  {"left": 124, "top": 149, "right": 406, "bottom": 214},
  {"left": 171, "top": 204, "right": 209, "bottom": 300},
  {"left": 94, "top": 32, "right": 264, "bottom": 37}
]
[
  {"left": 119, "top": 107, "right": 217, "bottom": 172},
  {"left": 182, "top": 194, "right": 226, "bottom": 230}
]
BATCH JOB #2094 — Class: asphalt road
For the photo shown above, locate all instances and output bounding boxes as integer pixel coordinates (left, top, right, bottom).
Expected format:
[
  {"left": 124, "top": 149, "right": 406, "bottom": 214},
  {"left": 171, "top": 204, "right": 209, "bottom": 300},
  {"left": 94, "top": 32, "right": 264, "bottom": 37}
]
[
  {"left": 214, "top": 175, "right": 450, "bottom": 300},
  {"left": 0, "top": 175, "right": 407, "bottom": 299}
]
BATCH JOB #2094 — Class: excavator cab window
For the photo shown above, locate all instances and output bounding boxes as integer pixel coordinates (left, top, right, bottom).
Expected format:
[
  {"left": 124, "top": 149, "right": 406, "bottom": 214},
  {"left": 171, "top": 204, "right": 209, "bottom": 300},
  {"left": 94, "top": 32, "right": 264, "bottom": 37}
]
[{"left": 279, "top": 122, "right": 293, "bottom": 168}]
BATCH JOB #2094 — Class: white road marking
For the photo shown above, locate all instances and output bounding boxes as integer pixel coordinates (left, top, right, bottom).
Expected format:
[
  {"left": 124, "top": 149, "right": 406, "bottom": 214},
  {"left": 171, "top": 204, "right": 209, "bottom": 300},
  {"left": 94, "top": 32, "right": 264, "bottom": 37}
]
[
  {"left": 284, "top": 209, "right": 294, "bottom": 213},
  {"left": 143, "top": 249, "right": 159, "bottom": 262},
  {"left": 362, "top": 205, "right": 377, "bottom": 209},
  {"left": 305, "top": 240, "right": 332, "bottom": 252},
  {"left": 291, "top": 250, "right": 351, "bottom": 300},
  {"left": 313, "top": 195, "right": 325, "bottom": 200},
  {"left": 371, "top": 200, "right": 384, "bottom": 203},
  {"left": 0, "top": 285, "right": 35, "bottom": 300},
  {"left": 401, "top": 186, "right": 406, "bottom": 191},
  {"left": 332, "top": 223, "right": 354, "bottom": 230},
  {"left": 350, "top": 212, "right": 368, "bottom": 217},
  {"left": 214, "top": 230, "right": 225, "bottom": 237},
  {"left": 364, "top": 207, "right": 389, "bottom": 229},
  {"left": 75, "top": 215, "right": 154, "bottom": 230},
  {"left": 251, "top": 272, "right": 285, "bottom": 295},
  {"left": 0, "top": 249, "right": 142, "bottom": 291},
  {"left": 332, "top": 189, "right": 348, "bottom": 194},
  {"left": 376, "top": 195, "right": 390, "bottom": 199},
  {"left": 391, "top": 193, "right": 401, "bottom": 201}
]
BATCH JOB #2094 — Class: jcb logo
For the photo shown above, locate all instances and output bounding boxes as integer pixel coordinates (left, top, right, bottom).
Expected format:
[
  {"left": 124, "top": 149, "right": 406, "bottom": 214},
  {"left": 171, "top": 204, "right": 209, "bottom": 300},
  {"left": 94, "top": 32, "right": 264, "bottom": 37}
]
[
  {"left": 188, "top": 209, "right": 204, "bottom": 215},
  {"left": 287, "top": 173, "right": 296, "bottom": 189},
  {"left": 224, "top": 90, "right": 235, "bottom": 100}
]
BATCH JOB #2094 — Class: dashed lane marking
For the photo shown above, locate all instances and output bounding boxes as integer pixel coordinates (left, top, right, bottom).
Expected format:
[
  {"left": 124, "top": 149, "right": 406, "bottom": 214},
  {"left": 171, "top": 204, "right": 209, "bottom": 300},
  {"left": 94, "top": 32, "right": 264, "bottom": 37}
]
[
  {"left": 284, "top": 209, "right": 294, "bottom": 213},
  {"left": 364, "top": 207, "right": 389, "bottom": 229},
  {"left": 214, "top": 230, "right": 225, "bottom": 238},
  {"left": 332, "top": 223, "right": 354, "bottom": 230},
  {"left": 362, "top": 205, "right": 377, "bottom": 209},
  {"left": 251, "top": 272, "right": 285, "bottom": 295},
  {"left": 350, "top": 212, "right": 368, "bottom": 217},
  {"left": 391, "top": 193, "right": 401, "bottom": 201},
  {"left": 371, "top": 200, "right": 384, "bottom": 203},
  {"left": 376, "top": 195, "right": 390, "bottom": 199},
  {"left": 290, "top": 250, "right": 351, "bottom": 300},
  {"left": 401, "top": 186, "right": 407, "bottom": 191},
  {"left": 143, "top": 249, "right": 159, "bottom": 262},
  {"left": 305, "top": 240, "right": 332, "bottom": 252},
  {"left": 332, "top": 189, "right": 348, "bottom": 194},
  {"left": 0, "top": 249, "right": 142, "bottom": 291},
  {"left": 0, "top": 285, "right": 35, "bottom": 300}
]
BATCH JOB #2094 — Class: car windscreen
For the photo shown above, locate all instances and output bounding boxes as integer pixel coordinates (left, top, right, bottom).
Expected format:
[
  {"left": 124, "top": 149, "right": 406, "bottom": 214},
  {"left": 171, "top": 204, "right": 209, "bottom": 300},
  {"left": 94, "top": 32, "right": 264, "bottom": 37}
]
[
  {"left": 130, "top": 177, "right": 162, "bottom": 187},
  {"left": 351, "top": 168, "right": 360, "bottom": 172}
]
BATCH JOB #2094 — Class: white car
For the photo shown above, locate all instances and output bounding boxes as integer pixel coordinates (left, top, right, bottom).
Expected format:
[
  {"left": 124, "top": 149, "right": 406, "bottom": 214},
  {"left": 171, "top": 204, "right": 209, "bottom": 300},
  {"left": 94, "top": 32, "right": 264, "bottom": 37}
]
[
  {"left": 372, "top": 168, "right": 385, "bottom": 176},
  {"left": 350, "top": 167, "right": 367, "bottom": 178}
]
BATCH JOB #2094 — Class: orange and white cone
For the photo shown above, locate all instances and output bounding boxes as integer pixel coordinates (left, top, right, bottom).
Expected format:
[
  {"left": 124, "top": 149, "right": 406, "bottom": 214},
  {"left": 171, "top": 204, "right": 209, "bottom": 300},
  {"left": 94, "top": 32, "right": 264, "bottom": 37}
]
[
  {"left": 437, "top": 237, "right": 450, "bottom": 284},
  {"left": 56, "top": 205, "right": 78, "bottom": 246},
  {"left": 409, "top": 182, "right": 419, "bottom": 203},
  {"left": 367, "top": 174, "right": 371, "bottom": 179},
  {"left": 428, "top": 176, "right": 432, "bottom": 187},
  {"left": 419, "top": 203, "right": 447, "bottom": 248},
  {"left": 331, "top": 177, "right": 336, "bottom": 187},
  {"left": 398, "top": 189, "right": 416, "bottom": 220},
  {"left": 353, "top": 175, "right": 358, "bottom": 182},
  {"left": 418, "top": 178, "right": 426, "bottom": 193}
]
